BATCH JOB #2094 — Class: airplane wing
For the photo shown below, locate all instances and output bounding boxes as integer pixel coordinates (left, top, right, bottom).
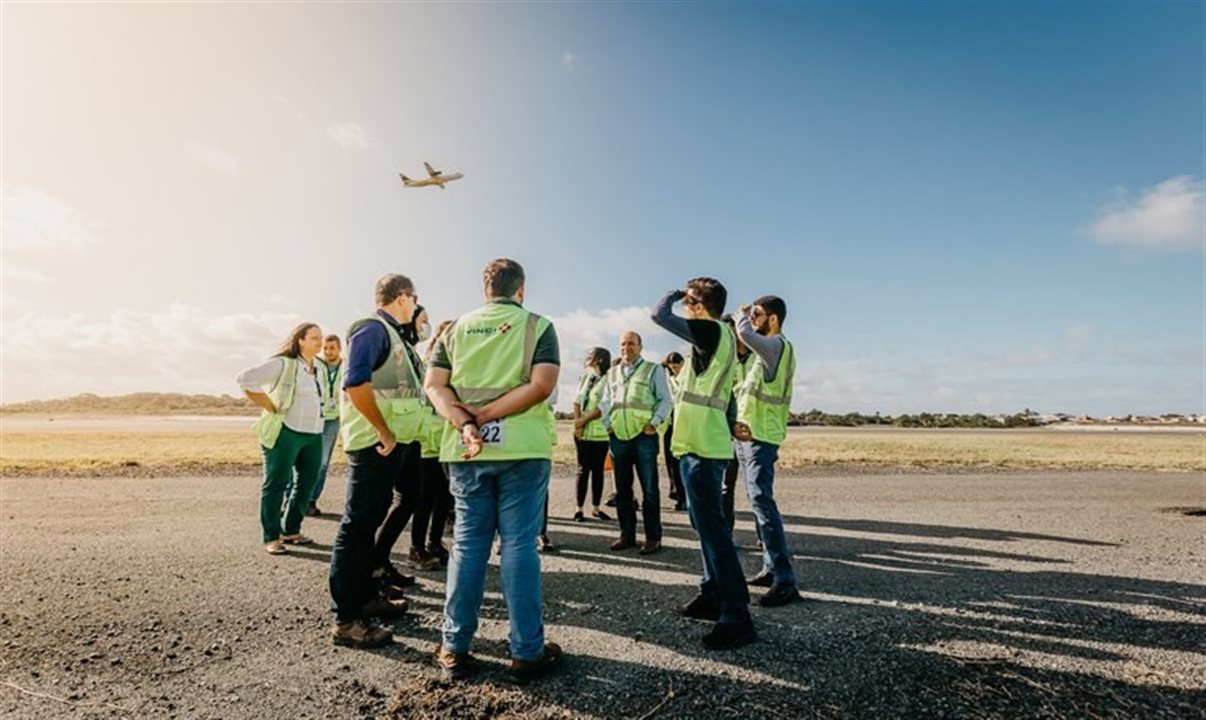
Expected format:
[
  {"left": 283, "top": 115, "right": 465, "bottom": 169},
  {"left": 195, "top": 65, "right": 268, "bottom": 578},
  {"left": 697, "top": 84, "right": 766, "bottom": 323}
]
[{"left": 424, "top": 161, "right": 442, "bottom": 178}]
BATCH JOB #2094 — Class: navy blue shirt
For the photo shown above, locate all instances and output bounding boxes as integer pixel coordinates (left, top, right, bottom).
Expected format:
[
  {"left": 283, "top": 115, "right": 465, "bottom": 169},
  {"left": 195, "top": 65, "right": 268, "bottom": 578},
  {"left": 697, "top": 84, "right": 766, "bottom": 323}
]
[{"left": 343, "top": 310, "right": 410, "bottom": 389}]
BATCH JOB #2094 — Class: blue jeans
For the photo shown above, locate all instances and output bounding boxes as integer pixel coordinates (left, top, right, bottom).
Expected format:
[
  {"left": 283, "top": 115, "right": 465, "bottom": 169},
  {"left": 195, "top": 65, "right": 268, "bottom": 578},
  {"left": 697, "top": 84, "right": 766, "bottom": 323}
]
[
  {"left": 284, "top": 418, "right": 340, "bottom": 506},
  {"left": 680, "top": 454, "right": 751, "bottom": 624},
  {"left": 610, "top": 433, "right": 662, "bottom": 543},
  {"left": 736, "top": 440, "right": 797, "bottom": 588},
  {"left": 442, "top": 459, "right": 550, "bottom": 661},
  {"left": 328, "top": 444, "right": 404, "bottom": 622}
]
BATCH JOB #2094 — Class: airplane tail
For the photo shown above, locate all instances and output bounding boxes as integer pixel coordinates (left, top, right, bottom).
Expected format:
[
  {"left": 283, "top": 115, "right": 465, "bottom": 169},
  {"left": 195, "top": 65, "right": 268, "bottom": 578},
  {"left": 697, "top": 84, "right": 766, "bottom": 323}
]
[{"left": 399, "top": 173, "right": 412, "bottom": 185}]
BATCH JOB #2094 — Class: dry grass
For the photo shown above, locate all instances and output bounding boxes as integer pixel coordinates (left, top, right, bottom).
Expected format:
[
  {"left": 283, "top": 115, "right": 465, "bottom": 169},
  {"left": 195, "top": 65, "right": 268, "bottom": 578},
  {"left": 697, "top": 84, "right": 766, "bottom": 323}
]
[{"left": 2, "top": 420, "right": 1201, "bottom": 475}]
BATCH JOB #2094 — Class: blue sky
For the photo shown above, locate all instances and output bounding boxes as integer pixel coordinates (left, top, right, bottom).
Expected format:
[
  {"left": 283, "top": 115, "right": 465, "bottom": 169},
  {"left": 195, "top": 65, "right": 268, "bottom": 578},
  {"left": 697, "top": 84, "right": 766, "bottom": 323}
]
[{"left": 3, "top": 2, "right": 1203, "bottom": 414}]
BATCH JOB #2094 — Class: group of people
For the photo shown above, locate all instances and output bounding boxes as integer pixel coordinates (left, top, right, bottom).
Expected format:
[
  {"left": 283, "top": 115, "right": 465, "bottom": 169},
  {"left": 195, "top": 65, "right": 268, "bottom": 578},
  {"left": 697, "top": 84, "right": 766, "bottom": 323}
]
[{"left": 237, "top": 258, "right": 799, "bottom": 684}]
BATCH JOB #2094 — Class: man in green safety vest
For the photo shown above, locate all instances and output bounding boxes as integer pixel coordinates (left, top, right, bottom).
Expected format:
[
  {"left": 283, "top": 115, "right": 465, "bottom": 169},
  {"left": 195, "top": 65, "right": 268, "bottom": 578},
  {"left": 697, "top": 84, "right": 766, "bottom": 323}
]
[
  {"left": 424, "top": 258, "right": 564, "bottom": 684},
  {"left": 327, "top": 274, "right": 421, "bottom": 649},
  {"left": 600, "top": 331, "right": 673, "bottom": 554},
  {"left": 308, "top": 334, "right": 344, "bottom": 516},
  {"left": 652, "top": 277, "right": 756, "bottom": 650},
  {"left": 732, "top": 296, "right": 801, "bottom": 608}
]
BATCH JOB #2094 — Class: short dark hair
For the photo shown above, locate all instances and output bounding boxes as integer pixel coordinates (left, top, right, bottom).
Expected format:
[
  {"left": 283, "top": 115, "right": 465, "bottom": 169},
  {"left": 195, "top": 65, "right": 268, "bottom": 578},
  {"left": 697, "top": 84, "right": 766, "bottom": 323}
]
[
  {"left": 754, "top": 295, "right": 787, "bottom": 326},
  {"left": 376, "top": 274, "right": 414, "bottom": 307},
  {"left": 686, "top": 277, "right": 726, "bottom": 319},
  {"left": 483, "top": 258, "right": 525, "bottom": 298},
  {"left": 662, "top": 351, "right": 684, "bottom": 366},
  {"left": 323, "top": 334, "right": 341, "bottom": 345}
]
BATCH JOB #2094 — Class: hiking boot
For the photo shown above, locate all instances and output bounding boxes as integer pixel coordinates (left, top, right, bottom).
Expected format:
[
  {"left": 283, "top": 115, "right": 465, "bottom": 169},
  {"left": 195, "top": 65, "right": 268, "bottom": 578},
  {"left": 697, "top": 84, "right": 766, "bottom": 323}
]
[
  {"left": 426, "top": 542, "right": 449, "bottom": 567},
  {"left": 610, "top": 536, "right": 636, "bottom": 551},
  {"left": 745, "top": 570, "right": 775, "bottom": 588},
  {"left": 372, "top": 563, "right": 416, "bottom": 591},
  {"left": 408, "top": 547, "right": 441, "bottom": 571},
  {"left": 638, "top": 540, "right": 661, "bottom": 555},
  {"left": 433, "top": 644, "right": 476, "bottom": 681},
  {"left": 508, "top": 642, "right": 563, "bottom": 685},
  {"left": 360, "top": 593, "right": 408, "bottom": 619},
  {"left": 758, "top": 584, "right": 802, "bottom": 608},
  {"left": 332, "top": 619, "right": 392, "bottom": 648},
  {"left": 701, "top": 619, "right": 757, "bottom": 650},
  {"left": 678, "top": 594, "right": 720, "bottom": 622}
]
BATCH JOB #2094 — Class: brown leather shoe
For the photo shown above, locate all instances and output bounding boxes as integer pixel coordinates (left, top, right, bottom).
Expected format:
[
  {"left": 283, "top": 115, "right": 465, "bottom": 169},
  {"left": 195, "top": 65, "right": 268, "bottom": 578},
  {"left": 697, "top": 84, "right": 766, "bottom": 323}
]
[
  {"left": 360, "top": 593, "right": 408, "bottom": 619},
  {"left": 509, "top": 642, "right": 563, "bottom": 684},
  {"left": 433, "top": 643, "right": 475, "bottom": 681},
  {"left": 638, "top": 540, "right": 661, "bottom": 555},
  {"left": 610, "top": 537, "right": 636, "bottom": 551},
  {"left": 332, "top": 619, "right": 392, "bottom": 648}
]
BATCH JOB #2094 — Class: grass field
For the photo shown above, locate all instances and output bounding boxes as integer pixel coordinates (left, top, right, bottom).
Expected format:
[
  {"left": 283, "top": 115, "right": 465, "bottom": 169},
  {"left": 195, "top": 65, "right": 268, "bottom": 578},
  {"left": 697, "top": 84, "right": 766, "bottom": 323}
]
[{"left": 1, "top": 417, "right": 1202, "bottom": 475}]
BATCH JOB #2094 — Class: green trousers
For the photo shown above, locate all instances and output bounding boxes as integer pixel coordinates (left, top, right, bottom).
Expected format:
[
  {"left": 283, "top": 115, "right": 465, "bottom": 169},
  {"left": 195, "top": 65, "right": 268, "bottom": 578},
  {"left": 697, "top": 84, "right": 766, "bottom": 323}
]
[{"left": 260, "top": 426, "right": 323, "bottom": 542}]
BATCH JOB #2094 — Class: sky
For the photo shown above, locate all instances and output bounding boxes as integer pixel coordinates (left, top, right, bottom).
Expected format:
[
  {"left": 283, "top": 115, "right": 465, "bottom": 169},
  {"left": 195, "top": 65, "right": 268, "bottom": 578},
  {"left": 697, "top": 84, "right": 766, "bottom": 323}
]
[{"left": 2, "top": 2, "right": 1203, "bottom": 415}]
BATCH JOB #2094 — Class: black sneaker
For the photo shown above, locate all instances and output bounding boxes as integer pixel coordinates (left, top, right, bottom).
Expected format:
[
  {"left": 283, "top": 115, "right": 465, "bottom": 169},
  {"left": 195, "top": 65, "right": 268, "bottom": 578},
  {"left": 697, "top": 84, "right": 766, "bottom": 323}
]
[
  {"left": 678, "top": 594, "right": 720, "bottom": 622},
  {"left": 745, "top": 570, "right": 774, "bottom": 588},
  {"left": 701, "top": 619, "right": 757, "bottom": 650},
  {"left": 372, "top": 563, "right": 416, "bottom": 593},
  {"left": 604, "top": 494, "right": 617, "bottom": 508},
  {"left": 759, "top": 584, "right": 802, "bottom": 608}
]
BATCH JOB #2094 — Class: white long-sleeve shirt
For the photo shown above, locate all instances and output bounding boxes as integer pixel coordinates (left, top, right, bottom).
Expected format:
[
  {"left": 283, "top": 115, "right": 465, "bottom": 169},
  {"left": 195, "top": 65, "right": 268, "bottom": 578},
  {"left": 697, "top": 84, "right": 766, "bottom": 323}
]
[{"left": 236, "top": 357, "right": 324, "bottom": 434}]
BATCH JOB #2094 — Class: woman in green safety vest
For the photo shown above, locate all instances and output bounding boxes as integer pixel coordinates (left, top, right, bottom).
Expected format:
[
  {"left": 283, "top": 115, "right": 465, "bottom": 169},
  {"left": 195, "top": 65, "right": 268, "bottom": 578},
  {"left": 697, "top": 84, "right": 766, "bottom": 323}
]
[
  {"left": 237, "top": 322, "right": 327, "bottom": 556},
  {"left": 572, "top": 347, "right": 612, "bottom": 522}
]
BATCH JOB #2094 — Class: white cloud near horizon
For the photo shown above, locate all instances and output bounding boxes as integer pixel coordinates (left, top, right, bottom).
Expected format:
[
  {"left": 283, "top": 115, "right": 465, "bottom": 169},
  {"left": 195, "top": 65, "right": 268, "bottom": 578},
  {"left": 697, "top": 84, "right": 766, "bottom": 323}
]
[
  {"left": 185, "top": 141, "right": 241, "bottom": 174},
  {"left": 1090, "top": 175, "right": 1204, "bottom": 252},
  {"left": 2, "top": 305, "right": 303, "bottom": 403},
  {"left": 326, "top": 121, "right": 375, "bottom": 150}
]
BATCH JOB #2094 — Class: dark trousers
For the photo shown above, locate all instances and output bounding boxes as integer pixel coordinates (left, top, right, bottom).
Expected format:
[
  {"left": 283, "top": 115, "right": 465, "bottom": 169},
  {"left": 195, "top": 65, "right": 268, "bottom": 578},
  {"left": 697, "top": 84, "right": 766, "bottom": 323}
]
[
  {"left": 259, "top": 426, "right": 322, "bottom": 542},
  {"left": 372, "top": 441, "right": 422, "bottom": 567},
  {"left": 611, "top": 433, "right": 662, "bottom": 543},
  {"left": 574, "top": 438, "right": 609, "bottom": 508},
  {"left": 681, "top": 453, "right": 751, "bottom": 624},
  {"left": 411, "top": 457, "right": 452, "bottom": 551},
  {"left": 723, "top": 455, "right": 739, "bottom": 531},
  {"left": 329, "top": 443, "right": 406, "bottom": 622},
  {"left": 663, "top": 425, "right": 684, "bottom": 502}
]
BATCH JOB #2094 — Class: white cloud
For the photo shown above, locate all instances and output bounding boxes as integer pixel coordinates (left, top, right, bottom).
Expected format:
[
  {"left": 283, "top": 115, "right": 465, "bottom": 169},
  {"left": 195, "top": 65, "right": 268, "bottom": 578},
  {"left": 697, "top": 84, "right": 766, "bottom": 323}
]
[
  {"left": 546, "top": 306, "right": 675, "bottom": 409},
  {"left": 185, "top": 141, "right": 241, "bottom": 174},
  {"left": 1064, "top": 324, "right": 1095, "bottom": 351},
  {"left": 1090, "top": 175, "right": 1204, "bottom": 252},
  {"left": 1, "top": 264, "right": 50, "bottom": 284},
  {"left": 2, "top": 184, "right": 101, "bottom": 251},
  {"left": 1, "top": 304, "right": 304, "bottom": 403},
  {"left": 561, "top": 51, "right": 577, "bottom": 73},
  {"left": 326, "top": 121, "right": 375, "bottom": 150}
]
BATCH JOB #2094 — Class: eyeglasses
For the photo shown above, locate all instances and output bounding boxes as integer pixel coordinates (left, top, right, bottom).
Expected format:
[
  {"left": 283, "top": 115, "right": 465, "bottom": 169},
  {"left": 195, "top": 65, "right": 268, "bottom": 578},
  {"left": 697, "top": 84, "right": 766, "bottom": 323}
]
[{"left": 402, "top": 292, "right": 419, "bottom": 303}]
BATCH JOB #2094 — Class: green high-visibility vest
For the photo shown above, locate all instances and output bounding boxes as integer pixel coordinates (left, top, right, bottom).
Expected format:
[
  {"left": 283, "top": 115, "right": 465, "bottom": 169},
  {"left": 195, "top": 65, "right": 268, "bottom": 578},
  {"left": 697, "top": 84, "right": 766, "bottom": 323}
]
[
  {"left": 606, "top": 358, "right": 658, "bottom": 441},
  {"left": 318, "top": 359, "right": 344, "bottom": 421},
  {"left": 737, "top": 337, "right": 795, "bottom": 445},
  {"left": 418, "top": 405, "right": 450, "bottom": 459},
  {"left": 251, "top": 356, "right": 299, "bottom": 448},
  {"left": 438, "top": 302, "right": 556, "bottom": 462},
  {"left": 340, "top": 317, "right": 424, "bottom": 452},
  {"left": 671, "top": 321, "right": 738, "bottom": 459},
  {"left": 577, "top": 373, "right": 609, "bottom": 442}
]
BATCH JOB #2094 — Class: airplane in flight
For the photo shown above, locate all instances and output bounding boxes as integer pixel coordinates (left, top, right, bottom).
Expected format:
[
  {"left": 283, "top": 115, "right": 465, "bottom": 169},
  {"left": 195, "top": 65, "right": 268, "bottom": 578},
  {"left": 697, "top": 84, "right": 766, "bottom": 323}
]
[{"left": 399, "top": 162, "right": 464, "bottom": 189}]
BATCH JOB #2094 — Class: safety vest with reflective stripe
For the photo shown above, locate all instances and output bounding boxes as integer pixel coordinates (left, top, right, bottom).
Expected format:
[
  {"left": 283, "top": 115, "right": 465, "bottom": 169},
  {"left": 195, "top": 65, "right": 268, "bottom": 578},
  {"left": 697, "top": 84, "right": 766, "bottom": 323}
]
[
  {"left": 318, "top": 359, "right": 344, "bottom": 421},
  {"left": 340, "top": 317, "right": 424, "bottom": 452},
  {"left": 737, "top": 337, "right": 795, "bottom": 446},
  {"left": 671, "top": 321, "right": 738, "bottom": 459},
  {"left": 577, "top": 373, "right": 609, "bottom": 442},
  {"left": 606, "top": 358, "right": 658, "bottom": 441},
  {"left": 438, "top": 302, "right": 555, "bottom": 462}
]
